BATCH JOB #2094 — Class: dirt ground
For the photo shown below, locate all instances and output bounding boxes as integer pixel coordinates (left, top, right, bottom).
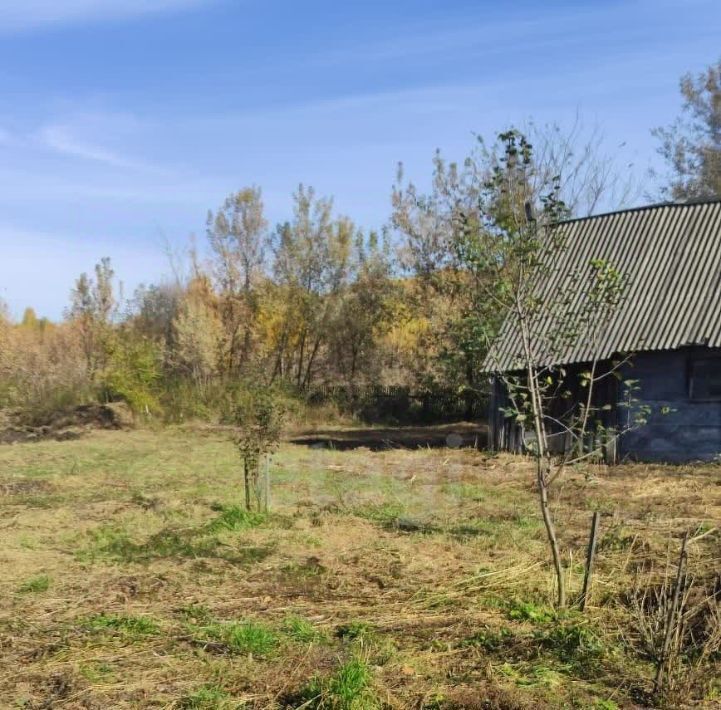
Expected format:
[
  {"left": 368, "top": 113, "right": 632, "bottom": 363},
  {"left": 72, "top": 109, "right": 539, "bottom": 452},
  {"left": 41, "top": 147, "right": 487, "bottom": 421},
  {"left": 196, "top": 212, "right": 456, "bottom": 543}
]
[{"left": 0, "top": 427, "right": 720, "bottom": 708}]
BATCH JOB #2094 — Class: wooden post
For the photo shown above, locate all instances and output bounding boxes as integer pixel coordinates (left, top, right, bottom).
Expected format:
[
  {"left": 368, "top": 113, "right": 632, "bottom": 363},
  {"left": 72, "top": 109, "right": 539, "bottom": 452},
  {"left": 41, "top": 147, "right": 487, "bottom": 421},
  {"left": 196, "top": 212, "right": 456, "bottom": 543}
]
[{"left": 580, "top": 511, "right": 601, "bottom": 611}]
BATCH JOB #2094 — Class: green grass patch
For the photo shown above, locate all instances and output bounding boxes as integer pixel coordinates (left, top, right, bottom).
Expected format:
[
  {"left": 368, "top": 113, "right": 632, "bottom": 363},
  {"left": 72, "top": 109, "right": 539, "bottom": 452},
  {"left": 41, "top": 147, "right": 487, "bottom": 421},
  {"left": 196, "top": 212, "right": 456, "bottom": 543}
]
[
  {"left": 201, "top": 620, "right": 278, "bottom": 656},
  {"left": 505, "top": 599, "right": 556, "bottom": 624},
  {"left": 179, "top": 685, "right": 240, "bottom": 709},
  {"left": 205, "top": 505, "right": 267, "bottom": 533},
  {"left": 283, "top": 615, "right": 328, "bottom": 643},
  {"left": 462, "top": 627, "right": 515, "bottom": 652},
  {"left": 300, "top": 658, "right": 380, "bottom": 709},
  {"left": 84, "top": 613, "right": 160, "bottom": 638},
  {"left": 335, "top": 621, "right": 374, "bottom": 641},
  {"left": 17, "top": 574, "right": 51, "bottom": 593},
  {"left": 79, "top": 523, "right": 274, "bottom": 565}
]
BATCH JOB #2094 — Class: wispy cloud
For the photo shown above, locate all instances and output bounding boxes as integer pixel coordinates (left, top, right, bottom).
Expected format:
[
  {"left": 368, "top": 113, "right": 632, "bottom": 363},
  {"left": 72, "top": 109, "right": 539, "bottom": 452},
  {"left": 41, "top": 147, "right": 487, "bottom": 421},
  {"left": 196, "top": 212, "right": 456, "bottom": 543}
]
[
  {"left": 38, "top": 123, "right": 170, "bottom": 174},
  {"left": 0, "top": 0, "right": 215, "bottom": 33}
]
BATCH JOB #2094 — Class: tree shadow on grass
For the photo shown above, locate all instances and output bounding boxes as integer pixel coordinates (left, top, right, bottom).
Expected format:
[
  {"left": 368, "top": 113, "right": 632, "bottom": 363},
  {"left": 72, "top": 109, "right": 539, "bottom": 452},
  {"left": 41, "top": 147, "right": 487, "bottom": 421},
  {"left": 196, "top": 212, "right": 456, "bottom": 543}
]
[
  {"left": 80, "top": 511, "right": 276, "bottom": 565},
  {"left": 288, "top": 423, "right": 487, "bottom": 451}
]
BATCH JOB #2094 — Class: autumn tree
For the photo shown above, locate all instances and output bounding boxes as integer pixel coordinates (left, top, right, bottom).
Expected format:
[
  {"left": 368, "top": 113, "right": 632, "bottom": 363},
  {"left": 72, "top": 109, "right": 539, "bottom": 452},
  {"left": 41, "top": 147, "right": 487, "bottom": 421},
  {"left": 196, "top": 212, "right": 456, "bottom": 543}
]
[
  {"left": 327, "top": 230, "right": 396, "bottom": 386},
  {"left": 131, "top": 282, "right": 182, "bottom": 346},
  {"left": 269, "top": 185, "right": 353, "bottom": 389},
  {"left": 207, "top": 187, "right": 268, "bottom": 374},
  {"left": 654, "top": 58, "right": 721, "bottom": 199},
  {"left": 171, "top": 275, "right": 222, "bottom": 394},
  {"left": 67, "top": 257, "right": 117, "bottom": 380}
]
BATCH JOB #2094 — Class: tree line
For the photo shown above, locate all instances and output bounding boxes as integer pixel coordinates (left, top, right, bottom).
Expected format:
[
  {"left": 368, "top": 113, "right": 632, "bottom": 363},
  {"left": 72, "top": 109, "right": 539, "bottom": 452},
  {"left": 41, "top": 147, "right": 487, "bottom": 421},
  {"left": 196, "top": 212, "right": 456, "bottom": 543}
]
[{"left": 1, "top": 58, "right": 719, "bottom": 424}]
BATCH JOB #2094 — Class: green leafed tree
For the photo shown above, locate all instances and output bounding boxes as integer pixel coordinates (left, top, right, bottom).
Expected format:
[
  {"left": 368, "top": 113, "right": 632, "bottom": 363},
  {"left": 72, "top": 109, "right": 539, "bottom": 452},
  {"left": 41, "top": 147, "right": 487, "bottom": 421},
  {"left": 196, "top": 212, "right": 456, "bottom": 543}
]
[
  {"left": 654, "top": 59, "right": 721, "bottom": 199},
  {"left": 392, "top": 121, "right": 636, "bottom": 395},
  {"left": 478, "top": 131, "right": 648, "bottom": 607}
]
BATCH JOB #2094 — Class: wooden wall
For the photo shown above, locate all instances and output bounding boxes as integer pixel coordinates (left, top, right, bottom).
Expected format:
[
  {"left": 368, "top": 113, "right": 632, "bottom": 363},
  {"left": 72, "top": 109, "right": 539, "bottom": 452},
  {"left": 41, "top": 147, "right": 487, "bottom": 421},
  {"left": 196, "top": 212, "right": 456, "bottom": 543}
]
[
  {"left": 619, "top": 348, "right": 721, "bottom": 463},
  {"left": 488, "top": 347, "right": 721, "bottom": 463}
]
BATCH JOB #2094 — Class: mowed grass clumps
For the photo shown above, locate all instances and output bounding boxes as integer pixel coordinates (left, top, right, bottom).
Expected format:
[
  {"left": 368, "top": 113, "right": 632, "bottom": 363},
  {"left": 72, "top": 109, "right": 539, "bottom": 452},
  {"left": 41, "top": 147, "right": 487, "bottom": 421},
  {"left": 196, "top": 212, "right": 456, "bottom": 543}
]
[
  {"left": 0, "top": 427, "right": 720, "bottom": 707},
  {"left": 17, "top": 574, "right": 51, "bottom": 593},
  {"left": 298, "top": 657, "right": 380, "bottom": 709}
]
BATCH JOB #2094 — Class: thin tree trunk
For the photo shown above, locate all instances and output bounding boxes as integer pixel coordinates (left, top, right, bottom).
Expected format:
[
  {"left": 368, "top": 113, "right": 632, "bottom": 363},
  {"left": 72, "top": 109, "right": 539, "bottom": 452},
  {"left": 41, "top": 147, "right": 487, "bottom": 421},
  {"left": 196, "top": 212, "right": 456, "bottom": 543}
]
[
  {"left": 296, "top": 331, "right": 306, "bottom": 388},
  {"left": 537, "top": 457, "right": 566, "bottom": 607},
  {"left": 580, "top": 511, "right": 601, "bottom": 611},
  {"left": 302, "top": 337, "right": 322, "bottom": 390},
  {"left": 243, "top": 460, "right": 251, "bottom": 511},
  {"left": 517, "top": 286, "right": 567, "bottom": 609}
]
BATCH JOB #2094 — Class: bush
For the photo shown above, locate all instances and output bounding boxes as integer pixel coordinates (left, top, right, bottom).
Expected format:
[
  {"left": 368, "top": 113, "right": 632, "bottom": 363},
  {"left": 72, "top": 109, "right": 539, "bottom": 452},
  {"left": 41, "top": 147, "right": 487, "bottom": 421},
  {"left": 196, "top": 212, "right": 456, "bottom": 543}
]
[
  {"left": 101, "top": 335, "right": 163, "bottom": 415},
  {"left": 232, "top": 384, "right": 286, "bottom": 512}
]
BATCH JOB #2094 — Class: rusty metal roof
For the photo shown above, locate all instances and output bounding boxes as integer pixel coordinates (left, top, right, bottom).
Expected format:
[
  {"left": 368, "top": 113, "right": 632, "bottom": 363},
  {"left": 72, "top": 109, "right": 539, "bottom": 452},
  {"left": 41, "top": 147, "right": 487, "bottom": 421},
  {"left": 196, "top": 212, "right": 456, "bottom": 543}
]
[{"left": 484, "top": 199, "right": 721, "bottom": 371}]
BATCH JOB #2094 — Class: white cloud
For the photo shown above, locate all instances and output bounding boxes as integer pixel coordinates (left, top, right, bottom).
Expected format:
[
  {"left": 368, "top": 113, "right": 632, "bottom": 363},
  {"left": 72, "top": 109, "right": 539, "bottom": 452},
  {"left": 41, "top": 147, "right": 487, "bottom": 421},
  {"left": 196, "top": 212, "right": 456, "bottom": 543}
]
[
  {"left": 38, "top": 123, "right": 169, "bottom": 174},
  {"left": 0, "top": 0, "right": 214, "bottom": 32}
]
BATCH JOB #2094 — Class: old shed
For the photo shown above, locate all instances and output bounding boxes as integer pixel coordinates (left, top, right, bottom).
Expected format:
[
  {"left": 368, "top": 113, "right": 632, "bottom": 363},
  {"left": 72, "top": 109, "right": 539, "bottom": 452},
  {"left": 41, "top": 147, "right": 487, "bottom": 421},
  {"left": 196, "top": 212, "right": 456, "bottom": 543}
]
[{"left": 485, "top": 199, "right": 721, "bottom": 462}]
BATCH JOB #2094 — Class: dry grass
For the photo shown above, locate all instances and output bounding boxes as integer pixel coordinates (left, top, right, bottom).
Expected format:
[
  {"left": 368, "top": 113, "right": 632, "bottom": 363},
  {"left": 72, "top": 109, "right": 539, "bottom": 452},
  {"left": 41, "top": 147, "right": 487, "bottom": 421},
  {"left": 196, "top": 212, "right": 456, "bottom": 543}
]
[{"left": 1, "top": 428, "right": 720, "bottom": 708}]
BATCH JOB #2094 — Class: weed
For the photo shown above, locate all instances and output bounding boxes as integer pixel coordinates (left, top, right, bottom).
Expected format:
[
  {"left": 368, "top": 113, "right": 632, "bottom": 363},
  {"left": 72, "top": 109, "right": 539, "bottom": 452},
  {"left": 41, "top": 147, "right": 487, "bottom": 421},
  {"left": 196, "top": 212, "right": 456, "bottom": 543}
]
[
  {"left": 79, "top": 662, "right": 115, "bottom": 683},
  {"left": 353, "top": 502, "right": 405, "bottom": 526},
  {"left": 203, "top": 621, "right": 278, "bottom": 656},
  {"left": 205, "top": 506, "right": 266, "bottom": 533},
  {"left": 84, "top": 613, "right": 159, "bottom": 637},
  {"left": 283, "top": 615, "right": 327, "bottom": 643},
  {"left": 500, "top": 662, "right": 564, "bottom": 688},
  {"left": 447, "top": 519, "right": 500, "bottom": 538},
  {"left": 336, "top": 621, "right": 373, "bottom": 641},
  {"left": 178, "top": 603, "right": 214, "bottom": 626},
  {"left": 130, "top": 491, "right": 161, "bottom": 510},
  {"left": 179, "top": 685, "right": 240, "bottom": 709},
  {"left": 535, "top": 623, "right": 605, "bottom": 666},
  {"left": 441, "top": 482, "right": 486, "bottom": 501},
  {"left": 505, "top": 599, "right": 556, "bottom": 624},
  {"left": 462, "top": 627, "right": 514, "bottom": 652},
  {"left": 80, "top": 523, "right": 274, "bottom": 565},
  {"left": 280, "top": 557, "right": 326, "bottom": 583},
  {"left": 17, "top": 574, "right": 51, "bottom": 593},
  {"left": 300, "top": 658, "right": 379, "bottom": 709},
  {"left": 598, "top": 525, "right": 636, "bottom": 552}
]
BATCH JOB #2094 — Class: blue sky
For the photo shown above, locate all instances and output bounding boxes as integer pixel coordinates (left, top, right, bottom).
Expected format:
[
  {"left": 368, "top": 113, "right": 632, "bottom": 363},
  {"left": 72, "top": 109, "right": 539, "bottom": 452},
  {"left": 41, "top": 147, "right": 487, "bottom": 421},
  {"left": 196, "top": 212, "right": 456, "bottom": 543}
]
[{"left": 1, "top": 0, "right": 720, "bottom": 319}]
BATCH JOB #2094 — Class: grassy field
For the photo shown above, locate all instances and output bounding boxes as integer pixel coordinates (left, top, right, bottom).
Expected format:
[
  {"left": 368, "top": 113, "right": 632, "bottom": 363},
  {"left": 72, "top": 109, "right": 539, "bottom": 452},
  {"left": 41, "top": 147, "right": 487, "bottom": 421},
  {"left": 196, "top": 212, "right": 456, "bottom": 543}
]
[{"left": 1, "top": 428, "right": 720, "bottom": 708}]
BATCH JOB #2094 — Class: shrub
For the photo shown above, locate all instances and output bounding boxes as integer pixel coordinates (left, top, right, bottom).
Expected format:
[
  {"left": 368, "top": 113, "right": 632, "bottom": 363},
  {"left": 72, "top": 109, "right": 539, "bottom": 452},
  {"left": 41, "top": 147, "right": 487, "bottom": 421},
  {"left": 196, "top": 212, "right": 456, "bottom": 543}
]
[
  {"left": 232, "top": 385, "right": 285, "bottom": 512},
  {"left": 101, "top": 334, "right": 163, "bottom": 415}
]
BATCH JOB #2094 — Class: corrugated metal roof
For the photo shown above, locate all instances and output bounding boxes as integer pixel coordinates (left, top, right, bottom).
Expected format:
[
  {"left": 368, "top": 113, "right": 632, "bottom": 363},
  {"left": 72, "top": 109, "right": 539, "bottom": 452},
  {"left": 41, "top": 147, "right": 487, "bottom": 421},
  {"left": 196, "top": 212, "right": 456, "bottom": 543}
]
[{"left": 484, "top": 199, "right": 721, "bottom": 371}]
